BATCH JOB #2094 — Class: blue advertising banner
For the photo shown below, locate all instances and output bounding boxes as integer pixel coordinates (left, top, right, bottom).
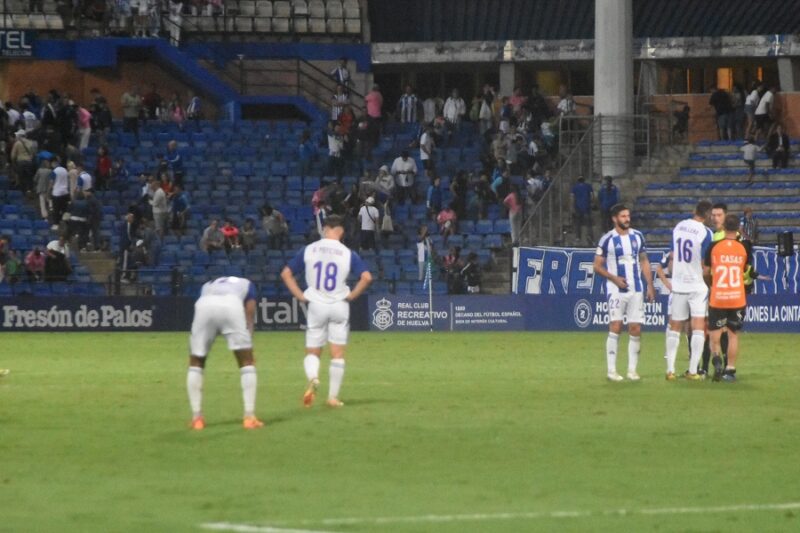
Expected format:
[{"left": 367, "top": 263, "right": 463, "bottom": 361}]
[
  {"left": 368, "top": 294, "right": 800, "bottom": 333},
  {"left": 513, "top": 246, "right": 800, "bottom": 295},
  {"left": 0, "top": 296, "right": 369, "bottom": 332},
  {"left": 0, "top": 31, "right": 35, "bottom": 57}
]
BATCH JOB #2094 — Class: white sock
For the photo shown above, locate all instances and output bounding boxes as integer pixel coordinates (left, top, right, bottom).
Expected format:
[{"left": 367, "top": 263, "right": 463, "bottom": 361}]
[
  {"left": 187, "top": 367, "right": 203, "bottom": 417},
  {"left": 328, "top": 359, "right": 345, "bottom": 400},
  {"left": 304, "top": 354, "right": 320, "bottom": 381},
  {"left": 665, "top": 330, "right": 681, "bottom": 374},
  {"left": 628, "top": 336, "right": 640, "bottom": 373},
  {"left": 240, "top": 365, "right": 257, "bottom": 417},
  {"left": 689, "top": 330, "right": 705, "bottom": 374},
  {"left": 606, "top": 333, "right": 619, "bottom": 374}
]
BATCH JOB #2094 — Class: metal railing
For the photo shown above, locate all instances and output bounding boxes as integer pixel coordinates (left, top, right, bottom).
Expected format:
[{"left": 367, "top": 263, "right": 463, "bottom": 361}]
[{"left": 520, "top": 112, "right": 675, "bottom": 247}]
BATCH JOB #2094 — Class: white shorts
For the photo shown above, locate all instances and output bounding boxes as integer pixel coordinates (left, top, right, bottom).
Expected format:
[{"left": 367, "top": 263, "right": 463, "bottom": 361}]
[
  {"left": 189, "top": 295, "right": 252, "bottom": 357},
  {"left": 607, "top": 291, "right": 644, "bottom": 324},
  {"left": 306, "top": 300, "right": 350, "bottom": 348},
  {"left": 670, "top": 288, "right": 709, "bottom": 321}
]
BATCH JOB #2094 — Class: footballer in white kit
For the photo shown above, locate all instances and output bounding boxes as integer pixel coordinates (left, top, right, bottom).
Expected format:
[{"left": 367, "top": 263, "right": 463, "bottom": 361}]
[
  {"left": 593, "top": 204, "right": 655, "bottom": 382},
  {"left": 186, "top": 276, "right": 264, "bottom": 430},
  {"left": 665, "top": 200, "right": 713, "bottom": 380},
  {"left": 281, "top": 215, "right": 373, "bottom": 408}
]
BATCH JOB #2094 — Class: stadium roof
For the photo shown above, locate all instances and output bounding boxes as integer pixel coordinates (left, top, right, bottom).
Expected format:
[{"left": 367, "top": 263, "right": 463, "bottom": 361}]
[{"left": 368, "top": 0, "right": 800, "bottom": 43}]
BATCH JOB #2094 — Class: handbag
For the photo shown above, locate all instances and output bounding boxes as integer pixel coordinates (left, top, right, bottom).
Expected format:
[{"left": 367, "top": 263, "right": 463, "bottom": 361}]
[{"left": 381, "top": 209, "right": 394, "bottom": 233}]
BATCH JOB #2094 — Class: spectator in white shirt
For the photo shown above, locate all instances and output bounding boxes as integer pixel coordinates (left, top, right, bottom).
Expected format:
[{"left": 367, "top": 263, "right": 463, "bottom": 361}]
[
  {"left": 149, "top": 179, "right": 169, "bottom": 236},
  {"left": 330, "top": 84, "right": 349, "bottom": 121},
  {"left": 744, "top": 82, "right": 760, "bottom": 138},
  {"left": 49, "top": 161, "right": 70, "bottom": 229},
  {"left": 443, "top": 89, "right": 466, "bottom": 144},
  {"left": 330, "top": 58, "right": 351, "bottom": 90},
  {"left": 754, "top": 84, "right": 775, "bottom": 141},
  {"left": 357, "top": 196, "right": 380, "bottom": 251},
  {"left": 740, "top": 137, "right": 759, "bottom": 183},
  {"left": 419, "top": 125, "right": 435, "bottom": 173},
  {"left": 422, "top": 95, "right": 442, "bottom": 125},
  {"left": 391, "top": 150, "right": 418, "bottom": 204},
  {"left": 21, "top": 105, "right": 38, "bottom": 133},
  {"left": 326, "top": 121, "right": 345, "bottom": 180}
]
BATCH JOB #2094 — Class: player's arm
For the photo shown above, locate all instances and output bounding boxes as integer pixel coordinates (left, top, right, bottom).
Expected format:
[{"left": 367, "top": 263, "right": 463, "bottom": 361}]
[
  {"left": 280, "top": 248, "right": 308, "bottom": 303},
  {"left": 346, "top": 251, "right": 373, "bottom": 302},
  {"left": 655, "top": 263, "right": 672, "bottom": 292},
  {"left": 639, "top": 251, "right": 656, "bottom": 302},
  {"left": 280, "top": 266, "right": 307, "bottom": 303},
  {"left": 703, "top": 243, "right": 713, "bottom": 286},
  {"left": 593, "top": 254, "right": 627, "bottom": 290}
]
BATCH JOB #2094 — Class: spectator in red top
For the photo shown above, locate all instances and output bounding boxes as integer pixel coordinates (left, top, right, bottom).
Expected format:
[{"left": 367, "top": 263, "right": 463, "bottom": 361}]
[
  {"left": 503, "top": 184, "right": 523, "bottom": 247},
  {"left": 159, "top": 171, "right": 174, "bottom": 195},
  {"left": 221, "top": 219, "right": 241, "bottom": 251},
  {"left": 436, "top": 202, "right": 458, "bottom": 246},
  {"left": 25, "top": 247, "right": 46, "bottom": 282},
  {"left": 96, "top": 146, "right": 112, "bottom": 191}
]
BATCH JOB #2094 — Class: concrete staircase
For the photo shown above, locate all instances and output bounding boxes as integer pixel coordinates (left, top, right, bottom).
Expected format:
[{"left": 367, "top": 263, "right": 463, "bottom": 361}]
[
  {"left": 482, "top": 246, "right": 512, "bottom": 294},
  {"left": 632, "top": 141, "right": 800, "bottom": 245},
  {"left": 76, "top": 250, "right": 116, "bottom": 286}
]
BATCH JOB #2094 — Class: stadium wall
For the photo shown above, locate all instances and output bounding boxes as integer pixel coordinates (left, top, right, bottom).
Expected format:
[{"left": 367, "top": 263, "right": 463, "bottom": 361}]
[{"left": 0, "top": 59, "right": 220, "bottom": 119}]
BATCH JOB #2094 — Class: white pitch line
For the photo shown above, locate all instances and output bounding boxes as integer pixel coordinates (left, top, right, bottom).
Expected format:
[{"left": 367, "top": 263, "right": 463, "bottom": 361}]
[
  {"left": 199, "top": 501, "right": 800, "bottom": 531},
  {"left": 200, "top": 523, "right": 336, "bottom": 533}
]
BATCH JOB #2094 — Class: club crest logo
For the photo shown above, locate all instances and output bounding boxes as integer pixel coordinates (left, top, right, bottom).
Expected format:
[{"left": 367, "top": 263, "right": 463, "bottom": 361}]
[
  {"left": 574, "top": 299, "right": 593, "bottom": 328},
  {"left": 372, "top": 298, "right": 394, "bottom": 330}
]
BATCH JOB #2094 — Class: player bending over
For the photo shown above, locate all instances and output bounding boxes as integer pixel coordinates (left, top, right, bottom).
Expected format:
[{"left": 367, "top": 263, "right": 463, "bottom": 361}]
[
  {"left": 593, "top": 204, "right": 656, "bottom": 382},
  {"left": 186, "top": 276, "right": 263, "bottom": 430},
  {"left": 281, "top": 215, "right": 373, "bottom": 408},
  {"left": 703, "top": 214, "right": 750, "bottom": 382}
]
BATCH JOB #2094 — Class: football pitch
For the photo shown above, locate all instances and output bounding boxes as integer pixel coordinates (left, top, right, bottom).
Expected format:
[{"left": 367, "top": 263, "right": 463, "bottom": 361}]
[{"left": 2, "top": 331, "right": 799, "bottom": 533}]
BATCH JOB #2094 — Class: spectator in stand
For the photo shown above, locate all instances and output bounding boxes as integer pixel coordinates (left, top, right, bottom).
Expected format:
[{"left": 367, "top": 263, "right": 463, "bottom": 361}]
[
  {"left": 76, "top": 103, "right": 92, "bottom": 150},
  {"left": 390, "top": 150, "right": 418, "bottom": 204},
  {"left": 24, "top": 247, "right": 46, "bottom": 282},
  {"left": 170, "top": 184, "right": 191, "bottom": 235},
  {"left": 326, "top": 121, "right": 345, "bottom": 181},
  {"left": 149, "top": 178, "right": 169, "bottom": 236},
  {"left": 118, "top": 212, "right": 136, "bottom": 281},
  {"left": 186, "top": 93, "right": 202, "bottom": 127},
  {"left": 96, "top": 146, "right": 112, "bottom": 191},
  {"left": 159, "top": 171, "right": 174, "bottom": 196},
  {"left": 740, "top": 136, "right": 759, "bottom": 184},
  {"left": 75, "top": 160, "right": 94, "bottom": 193},
  {"left": 509, "top": 87, "right": 527, "bottom": 116},
  {"left": 450, "top": 171, "right": 469, "bottom": 220},
  {"left": 373, "top": 165, "right": 396, "bottom": 205},
  {"left": 169, "top": 92, "right": 186, "bottom": 130},
  {"left": 473, "top": 173, "right": 494, "bottom": 220},
  {"left": 731, "top": 83, "right": 746, "bottom": 139},
  {"left": 744, "top": 82, "right": 760, "bottom": 138},
  {"left": 21, "top": 104, "right": 38, "bottom": 133},
  {"left": 337, "top": 105, "right": 356, "bottom": 138},
  {"left": 526, "top": 170, "right": 545, "bottom": 206},
  {"left": 260, "top": 204, "right": 289, "bottom": 250},
  {"left": 143, "top": 84, "right": 162, "bottom": 120},
  {"left": 490, "top": 164, "right": 510, "bottom": 201},
  {"left": 330, "top": 57, "right": 351, "bottom": 90},
  {"left": 200, "top": 218, "right": 225, "bottom": 253},
  {"left": 460, "top": 253, "right": 481, "bottom": 294},
  {"left": 1, "top": 250, "right": 21, "bottom": 284},
  {"left": 478, "top": 85, "right": 496, "bottom": 136},
  {"left": 114, "top": 156, "right": 130, "bottom": 183},
  {"left": 221, "top": 219, "right": 241, "bottom": 251},
  {"left": 556, "top": 91, "right": 576, "bottom": 117},
  {"left": 90, "top": 92, "right": 112, "bottom": 146},
  {"left": 68, "top": 191, "right": 91, "bottom": 251},
  {"left": 240, "top": 218, "right": 257, "bottom": 252},
  {"left": 436, "top": 203, "right": 458, "bottom": 246},
  {"left": 766, "top": 124, "right": 790, "bottom": 169},
  {"left": 34, "top": 157, "right": 53, "bottom": 221},
  {"left": 443, "top": 246, "right": 463, "bottom": 294},
  {"left": 419, "top": 125, "right": 435, "bottom": 174},
  {"left": 527, "top": 85, "right": 551, "bottom": 130},
  {"left": 570, "top": 175, "right": 594, "bottom": 245},
  {"left": 45, "top": 235, "right": 72, "bottom": 282},
  {"left": 168, "top": 0, "right": 183, "bottom": 45},
  {"left": 422, "top": 94, "right": 443, "bottom": 125},
  {"left": 397, "top": 85, "right": 419, "bottom": 124},
  {"left": 598, "top": 176, "right": 620, "bottom": 232},
  {"left": 417, "top": 225, "right": 432, "bottom": 281},
  {"left": 739, "top": 207, "right": 759, "bottom": 245},
  {"left": 312, "top": 181, "right": 332, "bottom": 235},
  {"left": 357, "top": 196, "right": 380, "bottom": 251},
  {"left": 10, "top": 129, "right": 37, "bottom": 192},
  {"left": 443, "top": 89, "right": 466, "bottom": 144},
  {"left": 426, "top": 175, "right": 443, "bottom": 218},
  {"left": 166, "top": 140, "right": 184, "bottom": 186},
  {"left": 504, "top": 184, "right": 523, "bottom": 247},
  {"left": 130, "top": 240, "right": 148, "bottom": 278},
  {"left": 134, "top": 0, "right": 151, "bottom": 37},
  {"left": 330, "top": 84, "right": 349, "bottom": 122},
  {"left": 49, "top": 157, "right": 71, "bottom": 230},
  {"left": 140, "top": 219, "right": 161, "bottom": 266},
  {"left": 754, "top": 83, "right": 775, "bottom": 141},
  {"left": 121, "top": 86, "right": 142, "bottom": 143},
  {"left": 365, "top": 84, "right": 384, "bottom": 150},
  {"left": 709, "top": 86, "right": 733, "bottom": 141}
]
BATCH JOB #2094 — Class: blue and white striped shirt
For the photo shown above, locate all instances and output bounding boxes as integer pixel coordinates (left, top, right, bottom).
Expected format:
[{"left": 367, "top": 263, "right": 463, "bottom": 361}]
[{"left": 596, "top": 229, "right": 647, "bottom": 294}]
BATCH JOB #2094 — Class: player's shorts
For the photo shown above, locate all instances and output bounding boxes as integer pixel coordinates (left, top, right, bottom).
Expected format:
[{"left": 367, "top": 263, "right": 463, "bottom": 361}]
[
  {"left": 607, "top": 291, "right": 644, "bottom": 324},
  {"left": 670, "top": 288, "right": 709, "bottom": 321},
  {"left": 708, "top": 306, "right": 745, "bottom": 332},
  {"left": 306, "top": 300, "right": 350, "bottom": 348},
  {"left": 189, "top": 295, "right": 252, "bottom": 357}
]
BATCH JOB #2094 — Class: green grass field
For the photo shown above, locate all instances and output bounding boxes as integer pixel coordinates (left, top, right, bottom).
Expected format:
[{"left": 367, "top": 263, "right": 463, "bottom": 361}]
[{"left": 1, "top": 331, "right": 799, "bottom": 533}]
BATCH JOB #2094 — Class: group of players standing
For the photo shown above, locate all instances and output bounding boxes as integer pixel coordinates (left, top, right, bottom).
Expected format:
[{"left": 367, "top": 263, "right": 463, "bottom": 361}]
[
  {"left": 594, "top": 201, "right": 758, "bottom": 383},
  {"left": 185, "top": 215, "right": 372, "bottom": 430}
]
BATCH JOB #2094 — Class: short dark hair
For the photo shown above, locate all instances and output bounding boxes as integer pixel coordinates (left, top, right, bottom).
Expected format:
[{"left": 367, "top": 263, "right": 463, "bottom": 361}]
[
  {"left": 323, "top": 214, "right": 344, "bottom": 229},
  {"left": 712, "top": 202, "right": 728, "bottom": 213},
  {"left": 695, "top": 200, "right": 713, "bottom": 218},
  {"left": 610, "top": 203, "right": 628, "bottom": 217},
  {"left": 724, "top": 214, "right": 739, "bottom": 232}
]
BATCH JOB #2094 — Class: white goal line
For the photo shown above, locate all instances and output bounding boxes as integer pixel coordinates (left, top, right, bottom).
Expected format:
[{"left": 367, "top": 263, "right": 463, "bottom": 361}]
[{"left": 200, "top": 500, "right": 800, "bottom": 531}]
